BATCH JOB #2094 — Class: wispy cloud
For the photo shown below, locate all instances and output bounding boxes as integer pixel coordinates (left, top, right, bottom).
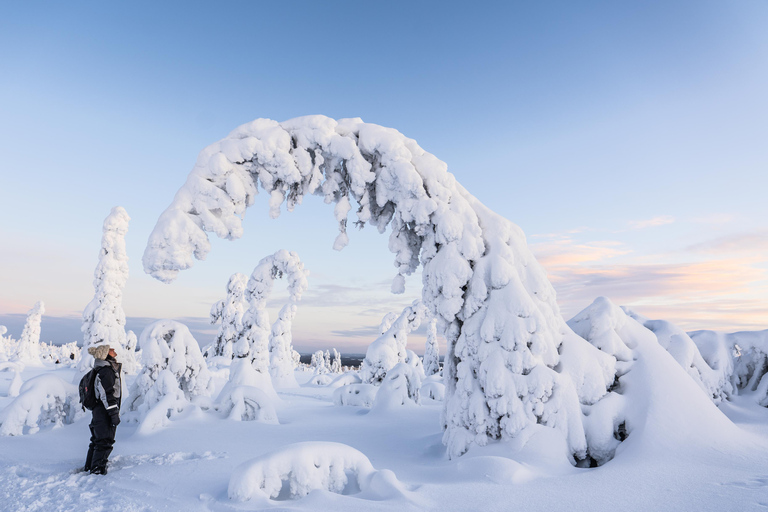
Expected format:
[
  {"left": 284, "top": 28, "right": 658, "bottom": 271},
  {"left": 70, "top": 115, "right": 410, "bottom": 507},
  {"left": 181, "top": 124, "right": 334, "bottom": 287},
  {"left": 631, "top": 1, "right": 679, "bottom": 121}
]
[
  {"left": 627, "top": 215, "right": 675, "bottom": 230},
  {"left": 531, "top": 228, "right": 768, "bottom": 332}
]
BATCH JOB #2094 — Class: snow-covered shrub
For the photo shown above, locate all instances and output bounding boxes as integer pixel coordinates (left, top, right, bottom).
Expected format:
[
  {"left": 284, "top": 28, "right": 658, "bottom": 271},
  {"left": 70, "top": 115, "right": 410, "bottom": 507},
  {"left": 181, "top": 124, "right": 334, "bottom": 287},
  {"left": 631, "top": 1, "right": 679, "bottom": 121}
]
[
  {"left": 79, "top": 207, "right": 138, "bottom": 373},
  {"left": 333, "top": 383, "right": 378, "bottom": 407},
  {"left": 423, "top": 317, "right": 440, "bottom": 376},
  {"left": 405, "top": 349, "right": 425, "bottom": 379},
  {"left": 372, "top": 363, "right": 422, "bottom": 411},
  {"left": 728, "top": 330, "right": 768, "bottom": 406},
  {"left": 0, "top": 374, "right": 84, "bottom": 436},
  {"left": 228, "top": 442, "right": 405, "bottom": 502},
  {"left": 624, "top": 309, "right": 730, "bottom": 403},
  {"left": 141, "top": 115, "right": 622, "bottom": 459},
  {"left": 309, "top": 374, "right": 333, "bottom": 386},
  {"left": 128, "top": 320, "right": 213, "bottom": 423},
  {"left": 328, "top": 371, "right": 361, "bottom": 389},
  {"left": 215, "top": 385, "right": 278, "bottom": 424},
  {"left": 310, "top": 350, "right": 328, "bottom": 374},
  {"left": 420, "top": 381, "right": 445, "bottom": 401},
  {"left": 218, "top": 357, "right": 279, "bottom": 404},
  {"left": 210, "top": 272, "right": 248, "bottom": 360},
  {"left": 360, "top": 301, "right": 428, "bottom": 384},
  {"left": 14, "top": 301, "right": 45, "bottom": 365},
  {"left": 40, "top": 341, "right": 80, "bottom": 365}
]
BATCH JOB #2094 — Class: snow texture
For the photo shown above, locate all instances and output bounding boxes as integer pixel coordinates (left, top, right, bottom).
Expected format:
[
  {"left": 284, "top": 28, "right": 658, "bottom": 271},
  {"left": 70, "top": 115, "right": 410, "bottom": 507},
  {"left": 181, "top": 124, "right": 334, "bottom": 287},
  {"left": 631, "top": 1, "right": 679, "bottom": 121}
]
[
  {"left": 360, "top": 301, "right": 428, "bottom": 384},
  {"left": 228, "top": 442, "right": 404, "bottom": 501},
  {"left": 79, "top": 207, "right": 138, "bottom": 373},
  {"left": 15, "top": 301, "right": 45, "bottom": 365},
  {"left": 209, "top": 272, "right": 248, "bottom": 360},
  {"left": 0, "top": 374, "right": 83, "bottom": 436},
  {"left": 139, "top": 115, "right": 641, "bottom": 459}
]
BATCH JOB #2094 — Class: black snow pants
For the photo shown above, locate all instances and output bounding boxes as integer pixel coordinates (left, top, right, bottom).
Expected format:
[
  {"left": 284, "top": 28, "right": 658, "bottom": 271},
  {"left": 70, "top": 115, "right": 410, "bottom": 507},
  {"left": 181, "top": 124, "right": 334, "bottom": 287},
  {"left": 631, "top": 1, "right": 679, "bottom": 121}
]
[{"left": 85, "top": 404, "right": 117, "bottom": 472}]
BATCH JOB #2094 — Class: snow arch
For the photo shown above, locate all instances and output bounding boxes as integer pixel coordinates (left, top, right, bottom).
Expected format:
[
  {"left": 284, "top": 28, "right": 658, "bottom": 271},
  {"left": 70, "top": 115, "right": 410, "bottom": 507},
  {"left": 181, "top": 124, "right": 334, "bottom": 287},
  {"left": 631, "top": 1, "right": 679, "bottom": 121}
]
[{"left": 143, "top": 115, "right": 612, "bottom": 460}]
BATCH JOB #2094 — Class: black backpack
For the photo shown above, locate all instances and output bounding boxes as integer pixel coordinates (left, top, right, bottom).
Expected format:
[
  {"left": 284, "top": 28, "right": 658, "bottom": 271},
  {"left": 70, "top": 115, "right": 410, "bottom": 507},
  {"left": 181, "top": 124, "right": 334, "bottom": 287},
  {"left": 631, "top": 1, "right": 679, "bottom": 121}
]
[{"left": 79, "top": 369, "right": 99, "bottom": 411}]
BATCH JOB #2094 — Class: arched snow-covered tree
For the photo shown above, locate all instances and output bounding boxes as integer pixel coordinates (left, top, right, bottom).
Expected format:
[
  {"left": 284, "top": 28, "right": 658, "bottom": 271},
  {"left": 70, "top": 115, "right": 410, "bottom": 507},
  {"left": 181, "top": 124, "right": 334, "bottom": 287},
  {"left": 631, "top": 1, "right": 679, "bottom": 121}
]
[
  {"left": 243, "top": 250, "right": 308, "bottom": 384},
  {"left": 142, "top": 115, "right": 616, "bottom": 460},
  {"left": 423, "top": 317, "right": 440, "bottom": 376},
  {"left": 15, "top": 301, "right": 45, "bottom": 365},
  {"left": 210, "top": 272, "right": 248, "bottom": 360},
  {"left": 79, "top": 207, "right": 137, "bottom": 373}
]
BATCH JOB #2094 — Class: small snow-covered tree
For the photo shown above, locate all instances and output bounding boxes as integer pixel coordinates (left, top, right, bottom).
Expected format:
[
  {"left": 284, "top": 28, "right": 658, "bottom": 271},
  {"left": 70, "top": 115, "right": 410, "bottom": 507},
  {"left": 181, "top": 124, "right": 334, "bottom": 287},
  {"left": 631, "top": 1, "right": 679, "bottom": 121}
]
[
  {"left": 372, "top": 362, "right": 422, "bottom": 411},
  {"left": 310, "top": 350, "right": 328, "bottom": 374},
  {"left": 331, "top": 348, "right": 342, "bottom": 373},
  {"left": 128, "top": 320, "right": 213, "bottom": 424},
  {"left": 269, "top": 304, "right": 299, "bottom": 387},
  {"left": 423, "top": 318, "right": 440, "bottom": 376},
  {"left": 79, "top": 207, "right": 138, "bottom": 373},
  {"left": 360, "top": 301, "right": 428, "bottom": 384},
  {"left": 210, "top": 272, "right": 248, "bottom": 360},
  {"left": 15, "top": 301, "right": 44, "bottom": 365},
  {"left": 0, "top": 326, "right": 13, "bottom": 362}
]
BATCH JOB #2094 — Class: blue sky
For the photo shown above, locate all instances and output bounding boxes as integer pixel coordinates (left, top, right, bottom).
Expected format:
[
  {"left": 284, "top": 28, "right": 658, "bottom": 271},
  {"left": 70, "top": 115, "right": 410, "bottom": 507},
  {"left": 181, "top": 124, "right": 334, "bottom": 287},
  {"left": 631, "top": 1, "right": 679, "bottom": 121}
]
[{"left": 1, "top": 1, "right": 766, "bottom": 352}]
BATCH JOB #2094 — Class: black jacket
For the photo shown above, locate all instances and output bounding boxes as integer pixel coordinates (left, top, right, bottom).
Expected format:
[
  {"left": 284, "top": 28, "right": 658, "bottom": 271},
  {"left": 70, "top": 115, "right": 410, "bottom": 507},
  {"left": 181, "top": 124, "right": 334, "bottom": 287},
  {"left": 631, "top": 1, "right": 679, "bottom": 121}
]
[{"left": 94, "top": 356, "right": 122, "bottom": 412}]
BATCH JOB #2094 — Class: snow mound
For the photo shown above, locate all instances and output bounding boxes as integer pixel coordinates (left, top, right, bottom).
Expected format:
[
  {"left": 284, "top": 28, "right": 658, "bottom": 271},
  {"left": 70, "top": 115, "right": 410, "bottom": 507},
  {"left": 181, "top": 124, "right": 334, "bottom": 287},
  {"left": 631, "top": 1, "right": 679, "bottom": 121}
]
[
  {"left": 624, "top": 309, "right": 730, "bottom": 402},
  {"left": 309, "top": 374, "right": 333, "bottom": 386},
  {"left": 333, "top": 384, "right": 378, "bottom": 408},
  {"left": 568, "top": 297, "right": 747, "bottom": 464},
  {"left": 0, "top": 374, "right": 83, "bottom": 436},
  {"left": 228, "top": 441, "right": 406, "bottom": 501}
]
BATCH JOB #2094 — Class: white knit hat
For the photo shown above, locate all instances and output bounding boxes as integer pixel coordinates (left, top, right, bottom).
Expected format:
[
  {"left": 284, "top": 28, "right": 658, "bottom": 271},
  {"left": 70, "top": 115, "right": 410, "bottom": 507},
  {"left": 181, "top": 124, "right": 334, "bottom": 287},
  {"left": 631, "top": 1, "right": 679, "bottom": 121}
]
[{"left": 87, "top": 344, "right": 111, "bottom": 360}]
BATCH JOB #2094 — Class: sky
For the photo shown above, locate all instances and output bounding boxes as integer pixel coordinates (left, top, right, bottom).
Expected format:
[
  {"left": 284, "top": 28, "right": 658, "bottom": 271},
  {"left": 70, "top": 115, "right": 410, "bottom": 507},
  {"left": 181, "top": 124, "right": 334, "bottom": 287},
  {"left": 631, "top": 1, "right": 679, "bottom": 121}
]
[{"left": 0, "top": 1, "right": 766, "bottom": 353}]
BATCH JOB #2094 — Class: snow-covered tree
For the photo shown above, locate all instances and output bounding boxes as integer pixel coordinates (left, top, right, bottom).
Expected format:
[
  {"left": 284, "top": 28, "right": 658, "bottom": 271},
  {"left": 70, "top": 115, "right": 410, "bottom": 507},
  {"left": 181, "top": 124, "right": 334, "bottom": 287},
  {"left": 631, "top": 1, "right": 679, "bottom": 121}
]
[
  {"left": 0, "top": 326, "right": 13, "bottom": 362},
  {"left": 310, "top": 350, "right": 328, "bottom": 374},
  {"left": 141, "top": 115, "right": 618, "bottom": 460},
  {"left": 331, "top": 348, "right": 342, "bottom": 373},
  {"left": 372, "top": 362, "right": 422, "bottom": 411},
  {"left": 128, "top": 320, "right": 213, "bottom": 424},
  {"left": 423, "top": 318, "right": 440, "bottom": 376},
  {"left": 269, "top": 304, "right": 299, "bottom": 387},
  {"left": 15, "top": 301, "right": 44, "bottom": 365},
  {"left": 79, "top": 207, "right": 137, "bottom": 373},
  {"left": 209, "top": 272, "right": 248, "bottom": 360},
  {"left": 360, "top": 301, "right": 428, "bottom": 384}
]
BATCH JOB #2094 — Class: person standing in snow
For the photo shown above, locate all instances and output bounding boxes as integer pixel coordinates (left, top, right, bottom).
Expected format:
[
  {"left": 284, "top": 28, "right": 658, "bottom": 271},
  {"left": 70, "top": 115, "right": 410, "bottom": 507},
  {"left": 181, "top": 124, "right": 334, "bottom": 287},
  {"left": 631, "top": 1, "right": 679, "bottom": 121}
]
[{"left": 84, "top": 343, "right": 122, "bottom": 475}]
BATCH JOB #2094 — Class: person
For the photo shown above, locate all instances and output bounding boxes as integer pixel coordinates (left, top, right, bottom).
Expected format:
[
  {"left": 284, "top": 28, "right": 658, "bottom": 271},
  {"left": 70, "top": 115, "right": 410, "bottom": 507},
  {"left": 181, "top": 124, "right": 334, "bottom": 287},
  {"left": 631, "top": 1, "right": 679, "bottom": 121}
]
[{"left": 83, "top": 343, "right": 122, "bottom": 475}]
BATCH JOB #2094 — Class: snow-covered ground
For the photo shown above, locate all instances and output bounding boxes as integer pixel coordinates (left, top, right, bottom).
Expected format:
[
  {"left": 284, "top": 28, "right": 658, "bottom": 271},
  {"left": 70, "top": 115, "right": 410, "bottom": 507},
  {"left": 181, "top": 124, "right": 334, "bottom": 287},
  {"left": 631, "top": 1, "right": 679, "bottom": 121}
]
[{"left": 1, "top": 363, "right": 767, "bottom": 512}]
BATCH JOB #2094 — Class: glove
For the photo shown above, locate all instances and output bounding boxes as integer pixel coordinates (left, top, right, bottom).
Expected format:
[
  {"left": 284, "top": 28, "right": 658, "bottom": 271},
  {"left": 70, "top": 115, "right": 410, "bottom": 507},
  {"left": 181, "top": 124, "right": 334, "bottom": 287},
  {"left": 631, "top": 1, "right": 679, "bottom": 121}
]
[{"left": 109, "top": 409, "right": 121, "bottom": 426}]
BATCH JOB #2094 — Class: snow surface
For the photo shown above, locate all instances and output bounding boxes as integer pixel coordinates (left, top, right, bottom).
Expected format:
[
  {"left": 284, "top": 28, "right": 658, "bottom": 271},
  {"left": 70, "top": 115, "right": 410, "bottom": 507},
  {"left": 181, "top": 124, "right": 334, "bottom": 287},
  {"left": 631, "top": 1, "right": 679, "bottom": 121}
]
[{"left": 2, "top": 362, "right": 768, "bottom": 511}]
